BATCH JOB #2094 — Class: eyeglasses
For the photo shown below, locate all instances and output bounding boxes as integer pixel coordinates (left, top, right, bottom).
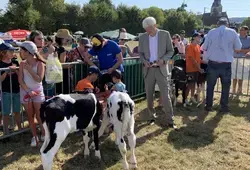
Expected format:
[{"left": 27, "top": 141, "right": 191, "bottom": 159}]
[{"left": 172, "top": 37, "right": 176, "bottom": 39}]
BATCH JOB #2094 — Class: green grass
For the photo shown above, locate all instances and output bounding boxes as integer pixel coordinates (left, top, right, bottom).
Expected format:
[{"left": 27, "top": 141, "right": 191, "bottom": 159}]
[{"left": 1, "top": 93, "right": 250, "bottom": 170}]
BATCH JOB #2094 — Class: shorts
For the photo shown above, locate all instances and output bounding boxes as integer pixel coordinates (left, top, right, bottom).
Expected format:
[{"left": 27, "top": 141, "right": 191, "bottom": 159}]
[
  {"left": 187, "top": 72, "right": 199, "bottom": 83},
  {"left": 1, "top": 92, "right": 21, "bottom": 115},
  {"left": 20, "top": 88, "right": 45, "bottom": 104}
]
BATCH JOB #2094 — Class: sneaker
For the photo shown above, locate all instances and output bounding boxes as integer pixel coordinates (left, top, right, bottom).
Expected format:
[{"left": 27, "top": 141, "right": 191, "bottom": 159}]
[
  {"left": 184, "top": 99, "right": 191, "bottom": 106},
  {"left": 190, "top": 97, "right": 198, "bottom": 104},
  {"left": 31, "top": 136, "right": 39, "bottom": 147},
  {"left": 40, "top": 135, "right": 45, "bottom": 142}
]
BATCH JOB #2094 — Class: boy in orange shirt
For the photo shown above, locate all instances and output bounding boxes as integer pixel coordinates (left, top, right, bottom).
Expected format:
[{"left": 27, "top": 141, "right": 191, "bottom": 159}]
[
  {"left": 75, "top": 66, "right": 111, "bottom": 102},
  {"left": 75, "top": 66, "right": 100, "bottom": 92},
  {"left": 185, "top": 33, "right": 204, "bottom": 105}
]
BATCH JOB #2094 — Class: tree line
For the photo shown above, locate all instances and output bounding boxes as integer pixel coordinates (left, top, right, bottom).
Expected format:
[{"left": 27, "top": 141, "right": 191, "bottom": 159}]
[{"left": 2, "top": 0, "right": 248, "bottom": 37}]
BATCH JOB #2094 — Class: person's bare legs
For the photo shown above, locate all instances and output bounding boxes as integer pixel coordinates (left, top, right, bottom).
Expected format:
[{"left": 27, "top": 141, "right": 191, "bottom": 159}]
[
  {"left": 13, "top": 112, "right": 22, "bottom": 130},
  {"left": 23, "top": 103, "right": 37, "bottom": 137},
  {"left": 159, "top": 94, "right": 163, "bottom": 107},
  {"left": 238, "top": 80, "right": 243, "bottom": 94},
  {"left": 232, "top": 79, "right": 237, "bottom": 94},
  {"left": 190, "top": 83, "right": 196, "bottom": 98},
  {"left": 33, "top": 102, "right": 45, "bottom": 137},
  {"left": 3, "top": 115, "right": 9, "bottom": 135},
  {"left": 0, "top": 114, "right": 2, "bottom": 127}
]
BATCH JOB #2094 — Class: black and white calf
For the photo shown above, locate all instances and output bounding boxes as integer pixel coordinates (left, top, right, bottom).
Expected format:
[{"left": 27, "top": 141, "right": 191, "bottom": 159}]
[
  {"left": 98, "top": 91, "right": 137, "bottom": 170},
  {"left": 196, "top": 63, "right": 207, "bottom": 106},
  {"left": 171, "top": 59, "right": 188, "bottom": 107},
  {"left": 40, "top": 93, "right": 102, "bottom": 170}
]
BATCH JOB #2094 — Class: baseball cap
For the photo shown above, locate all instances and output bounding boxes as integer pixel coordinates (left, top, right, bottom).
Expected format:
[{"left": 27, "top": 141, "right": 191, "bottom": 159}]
[
  {"left": 88, "top": 66, "right": 101, "bottom": 76},
  {"left": 111, "top": 69, "right": 122, "bottom": 79},
  {"left": 80, "top": 38, "right": 92, "bottom": 48},
  {"left": 192, "top": 32, "right": 201, "bottom": 38},
  {"left": 180, "top": 30, "right": 186, "bottom": 34},
  {"left": 0, "top": 43, "right": 18, "bottom": 51},
  {"left": 199, "top": 29, "right": 205, "bottom": 33},
  {"left": 16, "top": 41, "right": 38, "bottom": 55},
  {"left": 91, "top": 34, "right": 104, "bottom": 47}
]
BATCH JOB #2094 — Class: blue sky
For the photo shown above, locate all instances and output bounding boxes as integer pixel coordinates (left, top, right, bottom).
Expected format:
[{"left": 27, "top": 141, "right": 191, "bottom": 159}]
[{"left": 0, "top": 0, "right": 249, "bottom": 17}]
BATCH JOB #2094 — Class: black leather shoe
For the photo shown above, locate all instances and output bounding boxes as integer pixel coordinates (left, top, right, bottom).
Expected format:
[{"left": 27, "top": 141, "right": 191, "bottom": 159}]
[
  {"left": 204, "top": 106, "right": 212, "bottom": 112},
  {"left": 219, "top": 108, "right": 230, "bottom": 114},
  {"left": 167, "top": 123, "right": 178, "bottom": 130},
  {"left": 148, "top": 119, "right": 155, "bottom": 125}
]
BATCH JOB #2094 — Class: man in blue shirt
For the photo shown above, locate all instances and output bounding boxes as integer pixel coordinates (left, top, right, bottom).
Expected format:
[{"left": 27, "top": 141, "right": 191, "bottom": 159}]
[
  {"left": 85, "top": 34, "right": 123, "bottom": 92},
  {"left": 232, "top": 26, "right": 250, "bottom": 94},
  {"left": 202, "top": 17, "right": 242, "bottom": 113}
]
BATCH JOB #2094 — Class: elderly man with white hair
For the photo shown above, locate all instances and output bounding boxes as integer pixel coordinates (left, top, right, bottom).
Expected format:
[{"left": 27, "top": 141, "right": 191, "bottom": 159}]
[{"left": 138, "top": 17, "right": 177, "bottom": 129}]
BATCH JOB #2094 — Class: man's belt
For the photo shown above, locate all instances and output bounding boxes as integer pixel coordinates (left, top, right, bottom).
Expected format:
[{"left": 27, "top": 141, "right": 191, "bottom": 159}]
[
  {"left": 143, "top": 60, "right": 164, "bottom": 67},
  {"left": 209, "top": 60, "right": 231, "bottom": 64}
]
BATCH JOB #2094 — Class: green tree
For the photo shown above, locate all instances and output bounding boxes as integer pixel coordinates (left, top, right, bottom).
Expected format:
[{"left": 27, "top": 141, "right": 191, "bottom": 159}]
[
  {"left": 89, "top": 0, "right": 113, "bottom": 6},
  {"left": 33, "top": 0, "right": 66, "bottom": 34},
  {"left": 79, "top": 2, "right": 117, "bottom": 35},
  {"left": 6, "top": 0, "right": 40, "bottom": 30},
  {"left": 143, "top": 7, "right": 165, "bottom": 26},
  {"left": 62, "top": 3, "right": 81, "bottom": 32},
  {"left": 116, "top": 5, "right": 145, "bottom": 34},
  {"left": 163, "top": 10, "right": 185, "bottom": 34},
  {"left": 242, "top": 17, "right": 250, "bottom": 28},
  {"left": 163, "top": 9, "right": 202, "bottom": 36}
]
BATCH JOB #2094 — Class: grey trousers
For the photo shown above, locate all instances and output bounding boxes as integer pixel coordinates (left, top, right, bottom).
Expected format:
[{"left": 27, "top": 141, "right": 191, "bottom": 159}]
[{"left": 144, "top": 67, "right": 174, "bottom": 124}]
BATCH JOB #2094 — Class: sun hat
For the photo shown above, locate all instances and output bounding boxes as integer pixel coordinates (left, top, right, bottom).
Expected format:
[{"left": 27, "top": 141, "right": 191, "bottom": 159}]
[
  {"left": 16, "top": 41, "right": 38, "bottom": 55},
  {"left": 55, "top": 29, "right": 73, "bottom": 40},
  {"left": 0, "top": 43, "right": 18, "bottom": 51},
  {"left": 119, "top": 32, "right": 130, "bottom": 40},
  {"left": 80, "top": 38, "right": 92, "bottom": 48}
]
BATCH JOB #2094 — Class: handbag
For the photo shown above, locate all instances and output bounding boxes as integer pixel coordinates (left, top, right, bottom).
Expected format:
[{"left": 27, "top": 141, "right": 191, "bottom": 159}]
[{"left": 45, "top": 53, "right": 63, "bottom": 84}]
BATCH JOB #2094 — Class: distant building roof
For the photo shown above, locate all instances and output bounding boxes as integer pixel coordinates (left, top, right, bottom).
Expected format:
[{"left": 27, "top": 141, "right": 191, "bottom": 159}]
[{"left": 202, "top": 12, "right": 229, "bottom": 26}]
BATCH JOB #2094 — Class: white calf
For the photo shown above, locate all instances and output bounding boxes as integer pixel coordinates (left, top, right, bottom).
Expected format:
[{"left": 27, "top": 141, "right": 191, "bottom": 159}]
[{"left": 99, "top": 91, "right": 137, "bottom": 170}]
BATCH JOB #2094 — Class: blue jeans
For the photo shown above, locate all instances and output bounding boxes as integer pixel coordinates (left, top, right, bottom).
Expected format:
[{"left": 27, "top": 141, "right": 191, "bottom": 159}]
[{"left": 206, "top": 61, "right": 231, "bottom": 110}]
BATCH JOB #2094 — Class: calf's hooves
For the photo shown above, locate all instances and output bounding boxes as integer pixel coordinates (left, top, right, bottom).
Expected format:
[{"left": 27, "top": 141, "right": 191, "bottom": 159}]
[{"left": 130, "top": 163, "right": 138, "bottom": 169}]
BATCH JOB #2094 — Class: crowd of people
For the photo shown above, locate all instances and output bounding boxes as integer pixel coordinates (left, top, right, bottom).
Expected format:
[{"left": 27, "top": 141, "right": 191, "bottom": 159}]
[
  {"left": 0, "top": 16, "right": 250, "bottom": 147},
  {"left": 139, "top": 16, "right": 249, "bottom": 129}
]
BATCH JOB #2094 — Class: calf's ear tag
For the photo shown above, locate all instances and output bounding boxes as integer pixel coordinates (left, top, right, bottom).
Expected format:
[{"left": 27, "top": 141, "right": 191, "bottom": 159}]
[{"left": 188, "top": 76, "right": 193, "bottom": 80}]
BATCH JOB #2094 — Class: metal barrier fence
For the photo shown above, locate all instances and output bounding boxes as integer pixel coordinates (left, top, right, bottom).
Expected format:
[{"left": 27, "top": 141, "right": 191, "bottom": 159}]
[
  {"left": 214, "top": 57, "right": 250, "bottom": 96},
  {"left": 1, "top": 56, "right": 249, "bottom": 139},
  {"left": 0, "top": 57, "right": 145, "bottom": 139}
]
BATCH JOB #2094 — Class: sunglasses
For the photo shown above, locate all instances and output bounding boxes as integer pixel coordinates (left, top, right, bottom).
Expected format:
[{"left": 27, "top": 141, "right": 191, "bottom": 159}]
[
  {"left": 36, "top": 38, "right": 44, "bottom": 41},
  {"left": 172, "top": 37, "right": 176, "bottom": 39}
]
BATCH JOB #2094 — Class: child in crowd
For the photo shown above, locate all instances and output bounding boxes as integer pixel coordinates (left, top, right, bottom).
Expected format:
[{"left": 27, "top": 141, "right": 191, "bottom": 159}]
[
  {"left": 185, "top": 33, "right": 203, "bottom": 106},
  {"left": 0, "top": 43, "right": 21, "bottom": 135},
  {"left": 111, "top": 69, "right": 126, "bottom": 92},
  {"left": 75, "top": 66, "right": 100, "bottom": 93},
  {"left": 18, "top": 41, "right": 46, "bottom": 147}
]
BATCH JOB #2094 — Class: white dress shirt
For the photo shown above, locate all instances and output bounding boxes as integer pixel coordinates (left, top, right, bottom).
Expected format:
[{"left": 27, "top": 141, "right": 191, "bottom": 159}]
[{"left": 149, "top": 31, "right": 158, "bottom": 62}]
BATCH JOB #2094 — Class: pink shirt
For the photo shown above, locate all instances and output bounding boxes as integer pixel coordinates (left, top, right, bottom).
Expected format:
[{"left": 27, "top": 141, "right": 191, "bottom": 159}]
[{"left": 174, "top": 41, "right": 185, "bottom": 54}]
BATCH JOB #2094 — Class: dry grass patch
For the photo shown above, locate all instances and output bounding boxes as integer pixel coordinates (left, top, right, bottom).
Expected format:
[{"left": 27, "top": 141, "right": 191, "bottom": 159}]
[{"left": 1, "top": 94, "right": 250, "bottom": 170}]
